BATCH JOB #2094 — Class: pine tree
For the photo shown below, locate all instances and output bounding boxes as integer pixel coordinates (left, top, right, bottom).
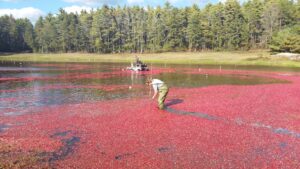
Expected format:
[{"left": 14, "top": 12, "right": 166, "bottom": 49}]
[
  {"left": 262, "top": 0, "right": 281, "bottom": 47},
  {"left": 68, "top": 13, "right": 79, "bottom": 52},
  {"left": 57, "top": 9, "right": 70, "bottom": 52},
  {"left": 23, "top": 18, "right": 35, "bottom": 51},
  {"left": 223, "top": 0, "right": 247, "bottom": 50},
  {"left": 148, "top": 6, "right": 166, "bottom": 52},
  {"left": 205, "top": 3, "right": 225, "bottom": 50},
  {"left": 1, "top": 2, "right": 299, "bottom": 53},
  {"left": 78, "top": 10, "right": 93, "bottom": 52},
  {"left": 0, "top": 15, "right": 14, "bottom": 52},
  {"left": 34, "top": 17, "right": 44, "bottom": 52},
  {"left": 187, "top": 5, "right": 202, "bottom": 51},
  {"left": 243, "top": 0, "right": 264, "bottom": 48},
  {"left": 42, "top": 14, "right": 58, "bottom": 53}
]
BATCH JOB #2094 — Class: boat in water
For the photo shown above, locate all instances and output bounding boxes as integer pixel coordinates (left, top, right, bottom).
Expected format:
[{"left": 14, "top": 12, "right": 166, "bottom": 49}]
[
  {"left": 127, "top": 63, "right": 149, "bottom": 71},
  {"left": 126, "top": 56, "right": 149, "bottom": 71}
]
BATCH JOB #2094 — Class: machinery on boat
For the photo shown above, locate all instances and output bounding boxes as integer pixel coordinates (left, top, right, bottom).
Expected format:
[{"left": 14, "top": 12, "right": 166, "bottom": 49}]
[{"left": 126, "top": 56, "right": 149, "bottom": 71}]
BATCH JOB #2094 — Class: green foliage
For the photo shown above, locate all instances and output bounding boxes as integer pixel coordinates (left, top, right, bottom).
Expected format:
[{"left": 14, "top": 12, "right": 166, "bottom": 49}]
[
  {"left": 187, "top": 5, "right": 203, "bottom": 51},
  {"left": 0, "top": 0, "right": 298, "bottom": 53},
  {"left": 270, "top": 25, "right": 300, "bottom": 53},
  {"left": 224, "top": 0, "right": 247, "bottom": 50},
  {"left": 243, "top": 0, "right": 264, "bottom": 48},
  {"left": 204, "top": 3, "right": 226, "bottom": 50},
  {"left": 0, "top": 15, "right": 34, "bottom": 52}
]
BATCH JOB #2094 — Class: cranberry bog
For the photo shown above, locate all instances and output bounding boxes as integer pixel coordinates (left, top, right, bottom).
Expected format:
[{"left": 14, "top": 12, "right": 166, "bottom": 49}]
[{"left": 1, "top": 62, "right": 300, "bottom": 169}]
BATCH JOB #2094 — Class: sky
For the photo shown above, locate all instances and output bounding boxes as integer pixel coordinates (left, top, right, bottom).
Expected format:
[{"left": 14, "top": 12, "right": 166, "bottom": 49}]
[{"left": 0, "top": 0, "right": 221, "bottom": 23}]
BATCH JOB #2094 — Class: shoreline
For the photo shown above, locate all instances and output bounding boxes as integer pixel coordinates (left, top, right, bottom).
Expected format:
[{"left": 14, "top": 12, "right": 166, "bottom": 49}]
[{"left": 1, "top": 51, "right": 300, "bottom": 68}]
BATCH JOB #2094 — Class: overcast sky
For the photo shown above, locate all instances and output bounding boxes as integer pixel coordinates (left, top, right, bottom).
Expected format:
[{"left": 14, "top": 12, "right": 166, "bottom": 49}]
[{"left": 0, "top": 0, "right": 223, "bottom": 23}]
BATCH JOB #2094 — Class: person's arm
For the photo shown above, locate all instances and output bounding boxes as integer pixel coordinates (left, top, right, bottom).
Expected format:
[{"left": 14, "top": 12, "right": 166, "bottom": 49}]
[
  {"left": 152, "top": 84, "right": 158, "bottom": 99},
  {"left": 152, "top": 89, "right": 158, "bottom": 99}
]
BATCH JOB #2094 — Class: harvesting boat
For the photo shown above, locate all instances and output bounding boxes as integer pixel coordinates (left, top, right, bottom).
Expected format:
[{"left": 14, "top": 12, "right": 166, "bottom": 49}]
[{"left": 126, "top": 56, "right": 149, "bottom": 71}]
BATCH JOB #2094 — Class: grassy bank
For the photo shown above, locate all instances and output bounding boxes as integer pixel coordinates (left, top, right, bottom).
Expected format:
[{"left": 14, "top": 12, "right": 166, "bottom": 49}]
[{"left": 0, "top": 51, "right": 299, "bottom": 68}]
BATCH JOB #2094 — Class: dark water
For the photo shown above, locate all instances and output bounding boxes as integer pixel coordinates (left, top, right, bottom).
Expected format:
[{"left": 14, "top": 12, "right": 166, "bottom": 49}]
[{"left": 0, "top": 62, "right": 290, "bottom": 114}]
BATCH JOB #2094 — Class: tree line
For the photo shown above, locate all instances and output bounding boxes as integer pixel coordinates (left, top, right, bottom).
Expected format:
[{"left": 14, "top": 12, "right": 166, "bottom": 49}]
[{"left": 0, "top": 0, "right": 299, "bottom": 53}]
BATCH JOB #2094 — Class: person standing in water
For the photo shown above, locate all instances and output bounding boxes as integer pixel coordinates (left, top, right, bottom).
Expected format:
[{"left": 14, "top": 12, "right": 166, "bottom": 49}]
[{"left": 146, "top": 77, "right": 169, "bottom": 110}]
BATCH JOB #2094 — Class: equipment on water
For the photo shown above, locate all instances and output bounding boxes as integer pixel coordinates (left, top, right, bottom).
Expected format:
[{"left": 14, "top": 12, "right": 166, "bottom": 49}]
[{"left": 126, "top": 57, "right": 149, "bottom": 71}]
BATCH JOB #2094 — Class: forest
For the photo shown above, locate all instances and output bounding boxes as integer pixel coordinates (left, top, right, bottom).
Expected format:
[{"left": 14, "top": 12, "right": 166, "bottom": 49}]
[{"left": 0, "top": 0, "right": 299, "bottom": 54}]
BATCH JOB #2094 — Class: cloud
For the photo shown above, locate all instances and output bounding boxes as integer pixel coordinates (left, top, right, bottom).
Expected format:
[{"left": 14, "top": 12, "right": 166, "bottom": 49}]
[
  {"left": 63, "top": 5, "right": 92, "bottom": 13},
  {"left": 63, "top": 0, "right": 119, "bottom": 6},
  {"left": 127, "top": 0, "right": 144, "bottom": 4},
  {"left": 0, "top": 7, "right": 44, "bottom": 22}
]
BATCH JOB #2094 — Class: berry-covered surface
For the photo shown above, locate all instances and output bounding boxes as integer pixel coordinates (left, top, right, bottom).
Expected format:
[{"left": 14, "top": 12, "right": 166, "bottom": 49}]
[{"left": 0, "top": 62, "right": 300, "bottom": 168}]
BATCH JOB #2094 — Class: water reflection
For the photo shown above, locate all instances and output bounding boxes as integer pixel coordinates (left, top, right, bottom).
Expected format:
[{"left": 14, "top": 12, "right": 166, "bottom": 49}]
[{"left": 157, "top": 73, "right": 289, "bottom": 87}]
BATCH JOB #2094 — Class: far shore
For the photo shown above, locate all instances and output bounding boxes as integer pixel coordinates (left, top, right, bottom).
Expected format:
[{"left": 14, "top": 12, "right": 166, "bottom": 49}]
[{"left": 1, "top": 51, "right": 300, "bottom": 68}]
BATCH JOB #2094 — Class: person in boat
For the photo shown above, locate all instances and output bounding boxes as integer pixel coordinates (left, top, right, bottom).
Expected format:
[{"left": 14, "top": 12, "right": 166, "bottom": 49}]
[
  {"left": 135, "top": 55, "right": 142, "bottom": 65},
  {"left": 146, "top": 77, "right": 169, "bottom": 110}
]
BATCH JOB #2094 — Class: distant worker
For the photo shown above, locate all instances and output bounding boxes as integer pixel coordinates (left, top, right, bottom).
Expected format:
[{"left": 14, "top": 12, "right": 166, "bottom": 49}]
[
  {"left": 146, "top": 77, "right": 169, "bottom": 110},
  {"left": 135, "top": 55, "right": 142, "bottom": 65}
]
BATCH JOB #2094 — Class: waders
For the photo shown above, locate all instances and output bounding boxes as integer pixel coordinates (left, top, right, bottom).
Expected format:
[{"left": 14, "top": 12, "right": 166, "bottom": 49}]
[{"left": 158, "top": 84, "right": 169, "bottom": 109}]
